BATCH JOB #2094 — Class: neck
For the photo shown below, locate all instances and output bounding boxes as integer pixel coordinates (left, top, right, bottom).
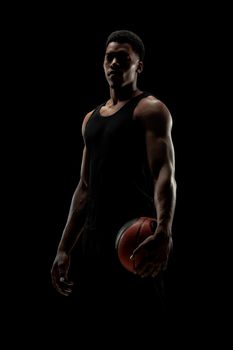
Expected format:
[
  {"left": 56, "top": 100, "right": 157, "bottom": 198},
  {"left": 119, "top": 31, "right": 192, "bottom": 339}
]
[{"left": 109, "top": 85, "right": 141, "bottom": 104}]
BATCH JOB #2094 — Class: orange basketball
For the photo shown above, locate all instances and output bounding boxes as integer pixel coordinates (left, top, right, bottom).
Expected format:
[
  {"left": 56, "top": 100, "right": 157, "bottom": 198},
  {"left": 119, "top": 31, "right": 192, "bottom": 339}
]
[{"left": 115, "top": 217, "right": 157, "bottom": 273}]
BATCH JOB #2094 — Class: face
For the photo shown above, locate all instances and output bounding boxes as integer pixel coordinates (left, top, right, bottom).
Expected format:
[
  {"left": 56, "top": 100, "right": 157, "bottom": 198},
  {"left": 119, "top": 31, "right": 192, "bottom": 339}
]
[{"left": 103, "top": 42, "right": 143, "bottom": 88}]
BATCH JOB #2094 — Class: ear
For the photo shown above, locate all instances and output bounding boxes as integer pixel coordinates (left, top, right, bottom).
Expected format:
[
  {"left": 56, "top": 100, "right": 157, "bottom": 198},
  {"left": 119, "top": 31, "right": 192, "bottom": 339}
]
[{"left": 136, "top": 61, "right": 144, "bottom": 74}]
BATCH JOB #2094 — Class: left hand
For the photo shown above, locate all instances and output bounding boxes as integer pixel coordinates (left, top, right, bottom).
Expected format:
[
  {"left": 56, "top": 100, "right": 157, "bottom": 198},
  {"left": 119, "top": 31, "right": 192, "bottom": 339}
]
[{"left": 130, "top": 230, "right": 173, "bottom": 278}]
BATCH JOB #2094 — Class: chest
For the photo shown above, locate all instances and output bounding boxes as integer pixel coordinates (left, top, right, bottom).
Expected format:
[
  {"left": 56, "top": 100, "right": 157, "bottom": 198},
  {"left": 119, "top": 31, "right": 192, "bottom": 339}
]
[{"left": 85, "top": 111, "right": 137, "bottom": 151}]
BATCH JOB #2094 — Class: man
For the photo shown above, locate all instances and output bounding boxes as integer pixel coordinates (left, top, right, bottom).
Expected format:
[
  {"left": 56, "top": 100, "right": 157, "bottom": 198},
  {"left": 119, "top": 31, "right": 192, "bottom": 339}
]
[{"left": 51, "top": 30, "right": 176, "bottom": 336}]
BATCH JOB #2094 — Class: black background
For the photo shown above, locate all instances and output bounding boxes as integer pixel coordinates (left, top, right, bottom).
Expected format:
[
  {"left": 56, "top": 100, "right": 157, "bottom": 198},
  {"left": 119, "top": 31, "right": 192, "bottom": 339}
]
[{"left": 7, "top": 4, "right": 226, "bottom": 345}]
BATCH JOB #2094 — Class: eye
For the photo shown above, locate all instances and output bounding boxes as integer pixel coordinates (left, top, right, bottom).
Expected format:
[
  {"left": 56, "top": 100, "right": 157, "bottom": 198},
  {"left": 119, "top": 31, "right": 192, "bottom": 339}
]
[
  {"left": 105, "top": 53, "right": 114, "bottom": 62},
  {"left": 105, "top": 52, "right": 130, "bottom": 65},
  {"left": 116, "top": 52, "right": 130, "bottom": 64}
]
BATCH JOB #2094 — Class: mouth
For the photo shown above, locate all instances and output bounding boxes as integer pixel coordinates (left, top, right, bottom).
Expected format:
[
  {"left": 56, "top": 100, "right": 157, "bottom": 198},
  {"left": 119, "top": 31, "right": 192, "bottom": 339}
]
[{"left": 108, "top": 70, "right": 121, "bottom": 77}]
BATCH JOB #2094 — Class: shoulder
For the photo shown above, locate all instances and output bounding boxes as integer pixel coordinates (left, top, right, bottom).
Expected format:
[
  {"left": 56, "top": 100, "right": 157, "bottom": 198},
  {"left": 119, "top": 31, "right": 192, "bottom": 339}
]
[
  {"left": 81, "top": 109, "right": 95, "bottom": 136},
  {"left": 134, "top": 95, "right": 172, "bottom": 133}
]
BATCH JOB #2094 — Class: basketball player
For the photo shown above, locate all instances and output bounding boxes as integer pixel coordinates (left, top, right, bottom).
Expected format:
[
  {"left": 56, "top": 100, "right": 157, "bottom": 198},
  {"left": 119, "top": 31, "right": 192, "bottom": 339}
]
[{"left": 51, "top": 30, "right": 176, "bottom": 340}]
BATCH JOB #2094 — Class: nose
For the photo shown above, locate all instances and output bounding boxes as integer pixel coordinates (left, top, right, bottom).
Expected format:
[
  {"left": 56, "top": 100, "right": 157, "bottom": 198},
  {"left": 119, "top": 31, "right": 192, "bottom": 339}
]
[{"left": 110, "top": 58, "right": 119, "bottom": 69}]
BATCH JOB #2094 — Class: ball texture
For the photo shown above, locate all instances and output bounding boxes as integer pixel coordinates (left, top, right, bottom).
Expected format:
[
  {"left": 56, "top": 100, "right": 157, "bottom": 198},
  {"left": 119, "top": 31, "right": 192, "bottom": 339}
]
[{"left": 115, "top": 217, "right": 157, "bottom": 272}]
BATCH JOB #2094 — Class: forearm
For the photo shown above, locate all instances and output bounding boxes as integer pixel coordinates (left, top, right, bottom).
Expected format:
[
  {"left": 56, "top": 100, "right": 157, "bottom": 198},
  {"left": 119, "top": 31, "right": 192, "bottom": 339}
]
[
  {"left": 57, "top": 180, "right": 88, "bottom": 254},
  {"left": 154, "top": 166, "right": 176, "bottom": 235}
]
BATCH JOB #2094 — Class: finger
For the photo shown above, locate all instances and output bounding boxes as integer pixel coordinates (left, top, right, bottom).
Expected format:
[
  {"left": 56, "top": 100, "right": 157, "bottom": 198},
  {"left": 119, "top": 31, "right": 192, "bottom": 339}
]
[
  {"left": 51, "top": 278, "right": 71, "bottom": 296},
  {"left": 131, "top": 242, "right": 145, "bottom": 259},
  {"left": 133, "top": 255, "right": 148, "bottom": 273},
  {"left": 56, "top": 280, "right": 74, "bottom": 296},
  {"left": 56, "top": 286, "right": 72, "bottom": 297},
  {"left": 151, "top": 264, "right": 165, "bottom": 278},
  {"left": 59, "top": 276, "right": 74, "bottom": 286},
  {"left": 51, "top": 268, "right": 73, "bottom": 296},
  {"left": 139, "top": 263, "right": 155, "bottom": 278},
  {"left": 59, "top": 277, "right": 74, "bottom": 295}
]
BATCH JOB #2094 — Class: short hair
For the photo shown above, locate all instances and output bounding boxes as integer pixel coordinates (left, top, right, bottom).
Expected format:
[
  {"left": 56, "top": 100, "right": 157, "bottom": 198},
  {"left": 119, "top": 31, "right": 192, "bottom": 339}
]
[{"left": 106, "top": 30, "right": 145, "bottom": 61}]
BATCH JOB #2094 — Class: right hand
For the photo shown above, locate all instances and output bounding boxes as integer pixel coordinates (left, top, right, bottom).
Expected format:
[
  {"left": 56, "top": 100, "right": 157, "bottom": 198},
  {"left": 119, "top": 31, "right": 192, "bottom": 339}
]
[{"left": 51, "top": 251, "right": 74, "bottom": 296}]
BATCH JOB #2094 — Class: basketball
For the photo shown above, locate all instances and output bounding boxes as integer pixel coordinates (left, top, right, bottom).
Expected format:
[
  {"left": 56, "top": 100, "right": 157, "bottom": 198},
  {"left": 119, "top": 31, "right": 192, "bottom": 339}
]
[{"left": 115, "top": 217, "right": 157, "bottom": 273}]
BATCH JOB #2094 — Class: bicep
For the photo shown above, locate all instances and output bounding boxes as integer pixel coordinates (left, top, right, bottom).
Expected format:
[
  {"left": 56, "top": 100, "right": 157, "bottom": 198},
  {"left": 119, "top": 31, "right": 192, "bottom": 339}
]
[
  {"left": 139, "top": 99, "right": 175, "bottom": 179},
  {"left": 145, "top": 130, "right": 175, "bottom": 181},
  {"left": 80, "top": 146, "right": 89, "bottom": 187},
  {"left": 80, "top": 110, "right": 93, "bottom": 187}
]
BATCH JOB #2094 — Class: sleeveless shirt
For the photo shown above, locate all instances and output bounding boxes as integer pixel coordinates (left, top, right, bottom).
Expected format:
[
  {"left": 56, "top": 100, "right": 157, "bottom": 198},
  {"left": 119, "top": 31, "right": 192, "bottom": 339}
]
[
  {"left": 83, "top": 91, "right": 156, "bottom": 237},
  {"left": 74, "top": 94, "right": 164, "bottom": 323}
]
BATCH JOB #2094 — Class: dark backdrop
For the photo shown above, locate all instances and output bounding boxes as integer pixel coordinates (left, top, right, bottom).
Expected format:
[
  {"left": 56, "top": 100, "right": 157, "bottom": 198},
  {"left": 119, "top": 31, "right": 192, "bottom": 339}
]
[{"left": 9, "top": 6, "right": 222, "bottom": 345}]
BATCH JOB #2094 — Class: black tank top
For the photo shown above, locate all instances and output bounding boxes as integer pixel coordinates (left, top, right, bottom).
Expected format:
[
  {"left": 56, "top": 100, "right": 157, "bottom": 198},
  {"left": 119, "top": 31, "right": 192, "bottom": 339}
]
[{"left": 84, "top": 91, "right": 156, "bottom": 233}]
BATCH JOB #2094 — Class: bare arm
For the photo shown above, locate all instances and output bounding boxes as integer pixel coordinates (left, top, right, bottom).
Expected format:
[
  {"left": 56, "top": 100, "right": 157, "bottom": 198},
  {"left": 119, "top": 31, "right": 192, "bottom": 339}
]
[
  {"left": 51, "top": 111, "right": 92, "bottom": 295},
  {"left": 145, "top": 101, "right": 176, "bottom": 235},
  {"left": 57, "top": 146, "right": 89, "bottom": 254},
  {"left": 132, "top": 99, "right": 176, "bottom": 277}
]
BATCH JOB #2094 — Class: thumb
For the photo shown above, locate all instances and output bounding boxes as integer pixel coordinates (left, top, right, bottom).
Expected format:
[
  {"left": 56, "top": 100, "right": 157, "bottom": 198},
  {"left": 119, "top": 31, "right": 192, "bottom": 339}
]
[
  {"left": 58, "top": 263, "right": 69, "bottom": 280},
  {"left": 130, "top": 242, "right": 143, "bottom": 260}
]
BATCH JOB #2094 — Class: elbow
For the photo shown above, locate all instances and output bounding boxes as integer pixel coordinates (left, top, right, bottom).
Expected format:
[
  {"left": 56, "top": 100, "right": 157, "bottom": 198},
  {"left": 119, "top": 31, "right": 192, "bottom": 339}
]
[
  {"left": 81, "top": 179, "right": 88, "bottom": 191},
  {"left": 172, "top": 176, "right": 177, "bottom": 192},
  {"left": 80, "top": 180, "right": 88, "bottom": 194},
  {"left": 169, "top": 168, "right": 177, "bottom": 196},
  {"left": 80, "top": 174, "right": 88, "bottom": 191}
]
